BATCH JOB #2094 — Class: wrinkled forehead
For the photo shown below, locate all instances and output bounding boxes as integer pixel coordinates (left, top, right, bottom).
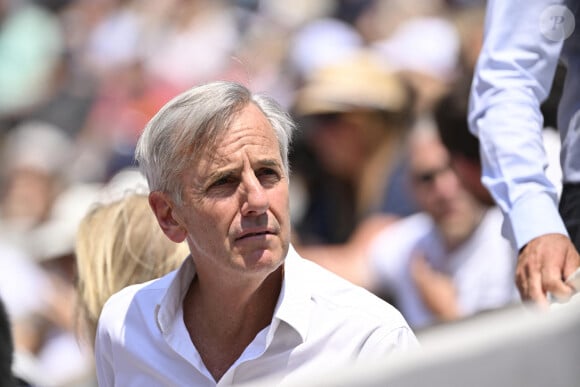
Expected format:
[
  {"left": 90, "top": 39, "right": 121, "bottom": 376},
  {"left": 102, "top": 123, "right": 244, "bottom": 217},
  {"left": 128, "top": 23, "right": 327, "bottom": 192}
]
[
  {"left": 186, "top": 106, "right": 281, "bottom": 169},
  {"left": 173, "top": 104, "right": 242, "bottom": 166}
]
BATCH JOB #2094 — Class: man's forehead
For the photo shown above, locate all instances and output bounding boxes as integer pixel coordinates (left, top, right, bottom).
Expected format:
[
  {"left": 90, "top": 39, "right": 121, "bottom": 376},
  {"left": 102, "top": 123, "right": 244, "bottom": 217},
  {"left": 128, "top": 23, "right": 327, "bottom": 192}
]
[
  {"left": 209, "top": 127, "right": 279, "bottom": 159},
  {"left": 194, "top": 141, "right": 282, "bottom": 170}
]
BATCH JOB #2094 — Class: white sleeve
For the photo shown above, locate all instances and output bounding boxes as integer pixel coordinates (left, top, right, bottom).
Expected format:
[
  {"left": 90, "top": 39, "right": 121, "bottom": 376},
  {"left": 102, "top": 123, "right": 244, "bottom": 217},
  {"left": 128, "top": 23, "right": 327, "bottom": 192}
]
[
  {"left": 468, "top": 0, "right": 569, "bottom": 249},
  {"left": 94, "top": 317, "right": 115, "bottom": 387},
  {"left": 357, "top": 324, "right": 420, "bottom": 362}
]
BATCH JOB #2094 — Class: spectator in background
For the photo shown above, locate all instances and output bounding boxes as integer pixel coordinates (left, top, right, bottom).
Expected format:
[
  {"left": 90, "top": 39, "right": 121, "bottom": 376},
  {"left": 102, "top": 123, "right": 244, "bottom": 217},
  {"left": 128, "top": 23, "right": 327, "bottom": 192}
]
[
  {"left": 6, "top": 183, "right": 102, "bottom": 387},
  {"left": 364, "top": 111, "right": 518, "bottom": 331},
  {"left": 352, "top": 0, "right": 447, "bottom": 44},
  {"left": 307, "top": 117, "right": 519, "bottom": 330},
  {"left": 0, "top": 0, "right": 64, "bottom": 130},
  {"left": 0, "top": 120, "right": 95, "bottom": 386},
  {"left": 75, "top": 193, "right": 189, "bottom": 346},
  {"left": 291, "top": 51, "right": 416, "bottom": 245},
  {"left": 468, "top": 0, "right": 580, "bottom": 305},
  {"left": 372, "top": 14, "right": 461, "bottom": 118},
  {"left": 95, "top": 81, "right": 418, "bottom": 386},
  {"left": 142, "top": 0, "right": 239, "bottom": 90},
  {"left": 0, "top": 121, "right": 73, "bottom": 245},
  {"left": 288, "top": 15, "right": 363, "bottom": 85}
]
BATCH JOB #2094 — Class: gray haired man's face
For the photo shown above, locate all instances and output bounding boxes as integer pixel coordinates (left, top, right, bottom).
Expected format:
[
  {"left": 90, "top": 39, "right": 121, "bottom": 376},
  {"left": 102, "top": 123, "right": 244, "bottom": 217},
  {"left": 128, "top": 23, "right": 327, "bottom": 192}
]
[{"left": 172, "top": 103, "right": 291, "bottom": 281}]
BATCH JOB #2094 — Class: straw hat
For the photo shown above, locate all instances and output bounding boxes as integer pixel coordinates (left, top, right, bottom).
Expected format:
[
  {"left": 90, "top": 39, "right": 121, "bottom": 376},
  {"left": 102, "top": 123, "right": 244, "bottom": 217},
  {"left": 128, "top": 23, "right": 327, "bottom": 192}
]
[{"left": 293, "top": 51, "right": 410, "bottom": 116}]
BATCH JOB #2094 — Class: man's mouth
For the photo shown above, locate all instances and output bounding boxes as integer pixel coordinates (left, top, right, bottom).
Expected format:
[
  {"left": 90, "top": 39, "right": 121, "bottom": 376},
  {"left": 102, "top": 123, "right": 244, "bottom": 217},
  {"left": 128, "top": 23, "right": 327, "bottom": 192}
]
[{"left": 236, "top": 230, "right": 274, "bottom": 240}]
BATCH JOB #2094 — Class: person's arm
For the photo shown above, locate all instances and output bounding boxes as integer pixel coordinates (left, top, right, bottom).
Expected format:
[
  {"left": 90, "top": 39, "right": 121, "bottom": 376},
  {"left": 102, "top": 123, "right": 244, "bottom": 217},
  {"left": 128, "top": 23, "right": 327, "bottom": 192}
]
[
  {"left": 410, "top": 254, "right": 460, "bottom": 322},
  {"left": 469, "top": 0, "right": 578, "bottom": 304},
  {"left": 470, "top": 0, "right": 566, "bottom": 248}
]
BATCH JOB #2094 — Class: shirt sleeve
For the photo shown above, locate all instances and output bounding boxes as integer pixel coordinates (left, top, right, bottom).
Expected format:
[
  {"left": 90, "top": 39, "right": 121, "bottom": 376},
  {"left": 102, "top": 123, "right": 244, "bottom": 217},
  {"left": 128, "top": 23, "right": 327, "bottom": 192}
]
[
  {"left": 94, "top": 318, "right": 115, "bottom": 387},
  {"left": 468, "top": 0, "right": 569, "bottom": 249},
  {"left": 357, "top": 325, "right": 420, "bottom": 362}
]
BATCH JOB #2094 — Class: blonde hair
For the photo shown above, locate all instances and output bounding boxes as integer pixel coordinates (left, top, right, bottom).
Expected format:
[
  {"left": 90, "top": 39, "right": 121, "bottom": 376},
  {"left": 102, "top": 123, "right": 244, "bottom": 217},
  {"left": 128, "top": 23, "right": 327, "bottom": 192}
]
[{"left": 75, "top": 193, "right": 188, "bottom": 346}]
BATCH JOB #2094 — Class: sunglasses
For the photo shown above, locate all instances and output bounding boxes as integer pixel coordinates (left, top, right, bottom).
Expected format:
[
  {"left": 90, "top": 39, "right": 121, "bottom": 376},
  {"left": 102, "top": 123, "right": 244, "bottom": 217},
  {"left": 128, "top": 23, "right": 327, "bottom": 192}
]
[{"left": 412, "top": 164, "right": 452, "bottom": 185}]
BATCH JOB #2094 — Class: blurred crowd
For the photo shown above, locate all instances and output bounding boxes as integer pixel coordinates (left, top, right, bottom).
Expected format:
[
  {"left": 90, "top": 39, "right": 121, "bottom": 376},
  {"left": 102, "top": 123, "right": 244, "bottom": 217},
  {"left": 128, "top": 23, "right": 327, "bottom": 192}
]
[{"left": 0, "top": 0, "right": 562, "bottom": 386}]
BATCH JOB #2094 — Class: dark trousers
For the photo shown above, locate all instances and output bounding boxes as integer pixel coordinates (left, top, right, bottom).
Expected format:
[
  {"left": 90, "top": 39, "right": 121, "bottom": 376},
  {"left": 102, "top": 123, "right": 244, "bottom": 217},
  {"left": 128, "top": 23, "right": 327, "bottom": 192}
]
[{"left": 559, "top": 183, "right": 580, "bottom": 253}]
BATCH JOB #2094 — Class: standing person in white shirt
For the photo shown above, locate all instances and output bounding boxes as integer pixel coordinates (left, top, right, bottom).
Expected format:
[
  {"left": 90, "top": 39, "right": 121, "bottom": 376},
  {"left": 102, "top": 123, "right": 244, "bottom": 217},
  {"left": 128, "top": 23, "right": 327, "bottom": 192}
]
[
  {"left": 469, "top": 0, "right": 580, "bottom": 305},
  {"left": 94, "top": 81, "right": 418, "bottom": 387}
]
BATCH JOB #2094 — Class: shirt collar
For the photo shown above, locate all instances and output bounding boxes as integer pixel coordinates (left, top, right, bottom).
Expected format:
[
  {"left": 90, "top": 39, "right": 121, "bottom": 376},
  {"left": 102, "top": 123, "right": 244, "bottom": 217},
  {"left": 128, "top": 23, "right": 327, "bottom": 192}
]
[
  {"left": 155, "top": 245, "right": 313, "bottom": 343},
  {"left": 269, "top": 244, "right": 312, "bottom": 343},
  {"left": 156, "top": 255, "right": 195, "bottom": 335}
]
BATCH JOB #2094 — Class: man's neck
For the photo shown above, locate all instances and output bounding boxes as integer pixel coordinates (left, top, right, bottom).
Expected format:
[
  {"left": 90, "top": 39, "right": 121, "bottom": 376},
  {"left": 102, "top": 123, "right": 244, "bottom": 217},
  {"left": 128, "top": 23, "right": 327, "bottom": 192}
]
[
  {"left": 444, "top": 206, "right": 488, "bottom": 252},
  {"left": 182, "top": 266, "right": 283, "bottom": 381}
]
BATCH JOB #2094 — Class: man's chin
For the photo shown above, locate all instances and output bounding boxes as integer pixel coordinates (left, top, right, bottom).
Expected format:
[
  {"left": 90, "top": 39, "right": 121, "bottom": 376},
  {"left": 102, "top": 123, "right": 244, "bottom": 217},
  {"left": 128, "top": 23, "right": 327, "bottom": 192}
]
[
  {"left": 236, "top": 245, "right": 285, "bottom": 269},
  {"left": 440, "top": 222, "right": 473, "bottom": 245}
]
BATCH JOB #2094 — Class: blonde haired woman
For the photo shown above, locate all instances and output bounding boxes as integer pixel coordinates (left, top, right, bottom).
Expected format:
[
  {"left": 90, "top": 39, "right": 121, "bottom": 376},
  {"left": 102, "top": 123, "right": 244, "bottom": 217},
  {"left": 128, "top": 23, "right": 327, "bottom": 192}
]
[{"left": 75, "top": 193, "right": 188, "bottom": 346}]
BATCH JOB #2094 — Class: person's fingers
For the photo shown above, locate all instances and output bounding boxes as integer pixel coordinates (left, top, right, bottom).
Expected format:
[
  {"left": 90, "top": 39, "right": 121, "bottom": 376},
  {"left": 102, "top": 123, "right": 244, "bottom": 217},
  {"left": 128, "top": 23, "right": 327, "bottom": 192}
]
[
  {"left": 562, "top": 251, "right": 580, "bottom": 280},
  {"left": 528, "top": 272, "right": 549, "bottom": 306},
  {"left": 515, "top": 234, "right": 579, "bottom": 306},
  {"left": 541, "top": 264, "right": 574, "bottom": 301},
  {"left": 515, "top": 263, "right": 528, "bottom": 300},
  {"left": 565, "top": 267, "right": 580, "bottom": 291},
  {"left": 518, "top": 260, "right": 549, "bottom": 307},
  {"left": 515, "top": 256, "right": 534, "bottom": 300}
]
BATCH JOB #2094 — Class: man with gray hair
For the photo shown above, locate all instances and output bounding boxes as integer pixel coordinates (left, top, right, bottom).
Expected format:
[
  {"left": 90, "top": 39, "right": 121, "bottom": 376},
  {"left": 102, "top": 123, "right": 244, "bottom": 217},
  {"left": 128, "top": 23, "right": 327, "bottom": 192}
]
[{"left": 94, "top": 81, "right": 418, "bottom": 386}]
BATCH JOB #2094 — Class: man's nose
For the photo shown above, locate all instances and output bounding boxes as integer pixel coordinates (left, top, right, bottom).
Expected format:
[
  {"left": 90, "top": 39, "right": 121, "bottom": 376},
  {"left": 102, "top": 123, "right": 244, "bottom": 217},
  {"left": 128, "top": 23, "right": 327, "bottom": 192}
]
[{"left": 241, "top": 173, "right": 269, "bottom": 216}]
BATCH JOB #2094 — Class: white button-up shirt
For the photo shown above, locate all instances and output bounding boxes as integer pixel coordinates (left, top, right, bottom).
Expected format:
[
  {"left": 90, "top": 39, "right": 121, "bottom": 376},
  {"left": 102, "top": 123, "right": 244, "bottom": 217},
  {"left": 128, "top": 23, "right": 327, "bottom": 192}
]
[
  {"left": 469, "top": 0, "right": 580, "bottom": 249},
  {"left": 95, "top": 245, "right": 418, "bottom": 386}
]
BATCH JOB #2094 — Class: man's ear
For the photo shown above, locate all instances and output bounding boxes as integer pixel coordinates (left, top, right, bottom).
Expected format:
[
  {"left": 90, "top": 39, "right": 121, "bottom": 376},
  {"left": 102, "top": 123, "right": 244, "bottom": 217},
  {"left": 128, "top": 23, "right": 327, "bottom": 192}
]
[{"left": 149, "top": 191, "right": 187, "bottom": 243}]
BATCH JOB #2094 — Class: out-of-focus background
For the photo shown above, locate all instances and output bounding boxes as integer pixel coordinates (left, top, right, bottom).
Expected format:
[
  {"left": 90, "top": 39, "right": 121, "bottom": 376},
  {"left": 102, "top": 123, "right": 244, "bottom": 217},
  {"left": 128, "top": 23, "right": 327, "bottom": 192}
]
[{"left": 0, "top": 0, "right": 566, "bottom": 386}]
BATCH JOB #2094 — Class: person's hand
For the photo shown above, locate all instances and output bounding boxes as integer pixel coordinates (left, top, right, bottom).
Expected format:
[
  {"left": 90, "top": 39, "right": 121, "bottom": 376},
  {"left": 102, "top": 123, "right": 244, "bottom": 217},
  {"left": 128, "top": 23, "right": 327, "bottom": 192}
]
[
  {"left": 516, "top": 233, "right": 580, "bottom": 307},
  {"left": 410, "top": 254, "right": 460, "bottom": 321}
]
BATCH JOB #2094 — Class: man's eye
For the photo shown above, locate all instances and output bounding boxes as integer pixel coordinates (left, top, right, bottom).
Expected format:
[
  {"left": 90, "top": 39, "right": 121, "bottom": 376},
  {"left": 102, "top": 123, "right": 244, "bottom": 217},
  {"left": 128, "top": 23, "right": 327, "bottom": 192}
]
[
  {"left": 257, "top": 168, "right": 280, "bottom": 184},
  {"left": 211, "top": 176, "right": 235, "bottom": 188},
  {"left": 259, "top": 168, "right": 277, "bottom": 176}
]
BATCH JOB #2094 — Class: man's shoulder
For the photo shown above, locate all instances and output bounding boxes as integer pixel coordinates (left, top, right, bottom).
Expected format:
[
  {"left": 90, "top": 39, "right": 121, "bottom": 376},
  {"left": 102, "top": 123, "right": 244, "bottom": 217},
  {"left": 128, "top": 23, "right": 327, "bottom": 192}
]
[
  {"left": 290, "top": 253, "right": 408, "bottom": 325},
  {"left": 98, "top": 271, "right": 176, "bottom": 330}
]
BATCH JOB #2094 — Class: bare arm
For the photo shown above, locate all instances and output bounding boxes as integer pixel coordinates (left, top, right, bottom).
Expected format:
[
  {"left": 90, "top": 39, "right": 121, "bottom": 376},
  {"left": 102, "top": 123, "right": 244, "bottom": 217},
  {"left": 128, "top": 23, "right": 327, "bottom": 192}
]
[{"left": 410, "top": 254, "right": 460, "bottom": 322}]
